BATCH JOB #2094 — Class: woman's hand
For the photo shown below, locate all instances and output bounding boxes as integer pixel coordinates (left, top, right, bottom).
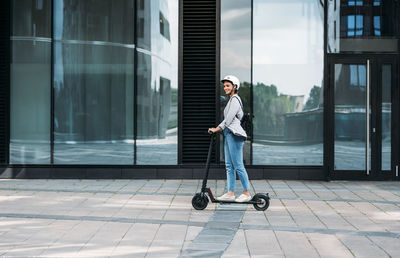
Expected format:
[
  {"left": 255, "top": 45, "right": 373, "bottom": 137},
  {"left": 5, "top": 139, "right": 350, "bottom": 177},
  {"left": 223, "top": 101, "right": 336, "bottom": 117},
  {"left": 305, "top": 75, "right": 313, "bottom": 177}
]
[{"left": 208, "top": 127, "right": 221, "bottom": 134}]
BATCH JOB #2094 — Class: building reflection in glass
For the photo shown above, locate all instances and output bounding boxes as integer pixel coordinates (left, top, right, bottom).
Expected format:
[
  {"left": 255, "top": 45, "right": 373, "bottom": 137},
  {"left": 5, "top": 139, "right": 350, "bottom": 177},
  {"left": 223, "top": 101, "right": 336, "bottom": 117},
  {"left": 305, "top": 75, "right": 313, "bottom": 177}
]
[
  {"left": 253, "top": 0, "right": 324, "bottom": 165},
  {"left": 328, "top": 0, "right": 400, "bottom": 53},
  {"left": 53, "top": 0, "right": 135, "bottom": 164},
  {"left": 334, "top": 63, "right": 392, "bottom": 170},
  {"left": 334, "top": 64, "right": 367, "bottom": 170},
  {"left": 136, "top": 0, "right": 178, "bottom": 165},
  {"left": 52, "top": 0, "right": 177, "bottom": 165},
  {"left": 381, "top": 65, "right": 391, "bottom": 170}
]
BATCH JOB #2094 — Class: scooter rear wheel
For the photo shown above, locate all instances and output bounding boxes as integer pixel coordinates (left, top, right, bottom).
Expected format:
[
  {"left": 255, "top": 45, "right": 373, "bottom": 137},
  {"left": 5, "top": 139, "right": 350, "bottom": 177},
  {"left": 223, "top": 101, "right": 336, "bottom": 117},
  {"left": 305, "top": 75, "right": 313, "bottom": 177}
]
[
  {"left": 253, "top": 194, "right": 270, "bottom": 211},
  {"left": 192, "top": 193, "right": 208, "bottom": 210}
]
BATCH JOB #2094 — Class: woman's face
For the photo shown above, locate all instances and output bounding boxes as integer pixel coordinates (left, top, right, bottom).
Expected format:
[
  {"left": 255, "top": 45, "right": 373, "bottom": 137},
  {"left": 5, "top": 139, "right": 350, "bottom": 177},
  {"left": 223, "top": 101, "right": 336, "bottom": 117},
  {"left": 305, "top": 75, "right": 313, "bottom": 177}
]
[{"left": 223, "top": 81, "right": 234, "bottom": 95}]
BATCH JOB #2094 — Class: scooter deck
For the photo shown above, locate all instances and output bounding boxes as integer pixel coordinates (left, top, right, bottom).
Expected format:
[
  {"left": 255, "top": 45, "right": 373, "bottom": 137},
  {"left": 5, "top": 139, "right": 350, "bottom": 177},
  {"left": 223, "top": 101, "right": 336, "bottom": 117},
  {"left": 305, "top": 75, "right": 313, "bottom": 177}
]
[
  {"left": 212, "top": 200, "right": 259, "bottom": 204},
  {"left": 203, "top": 187, "right": 268, "bottom": 205}
]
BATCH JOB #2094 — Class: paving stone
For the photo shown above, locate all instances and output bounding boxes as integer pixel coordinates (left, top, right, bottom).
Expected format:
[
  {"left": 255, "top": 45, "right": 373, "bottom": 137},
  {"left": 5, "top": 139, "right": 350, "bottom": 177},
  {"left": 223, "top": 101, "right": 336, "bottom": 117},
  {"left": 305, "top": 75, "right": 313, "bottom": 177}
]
[
  {"left": 163, "top": 210, "right": 191, "bottom": 222},
  {"left": 267, "top": 215, "right": 297, "bottom": 227},
  {"left": 368, "top": 235, "right": 400, "bottom": 258},
  {"left": 77, "top": 221, "right": 130, "bottom": 256},
  {"left": 210, "top": 210, "right": 245, "bottom": 222},
  {"left": 146, "top": 224, "right": 187, "bottom": 257},
  {"left": 184, "top": 226, "right": 203, "bottom": 243},
  {"left": 275, "top": 231, "right": 320, "bottom": 258},
  {"left": 336, "top": 233, "right": 389, "bottom": 258},
  {"left": 193, "top": 233, "right": 235, "bottom": 244},
  {"left": 42, "top": 220, "right": 106, "bottom": 256},
  {"left": 344, "top": 215, "right": 387, "bottom": 232},
  {"left": 305, "top": 232, "right": 353, "bottom": 257},
  {"left": 245, "top": 229, "right": 283, "bottom": 257},
  {"left": 241, "top": 211, "right": 269, "bottom": 226},
  {"left": 206, "top": 221, "right": 240, "bottom": 229},
  {"left": 188, "top": 241, "right": 229, "bottom": 250},
  {"left": 221, "top": 229, "right": 249, "bottom": 257},
  {"left": 110, "top": 223, "right": 159, "bottom": 257},
  {"left": 181, "top": 249, "right": 223, "bottom": 257}
]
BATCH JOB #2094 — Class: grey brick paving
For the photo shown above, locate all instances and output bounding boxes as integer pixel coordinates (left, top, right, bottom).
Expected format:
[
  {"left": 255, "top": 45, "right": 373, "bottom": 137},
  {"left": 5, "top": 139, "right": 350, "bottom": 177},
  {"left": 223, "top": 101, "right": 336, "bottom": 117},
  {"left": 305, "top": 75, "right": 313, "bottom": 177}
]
[{"left": 0, "top": 179, "right": 399, "bottom": 257}]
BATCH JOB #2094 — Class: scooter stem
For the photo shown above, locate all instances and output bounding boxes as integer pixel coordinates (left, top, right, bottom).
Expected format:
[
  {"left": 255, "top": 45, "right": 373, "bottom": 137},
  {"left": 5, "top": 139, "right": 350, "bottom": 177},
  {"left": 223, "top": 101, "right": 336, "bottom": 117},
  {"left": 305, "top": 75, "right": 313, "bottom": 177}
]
[{"left": 201, "top": 133, "right": 215, "bottom": 191}]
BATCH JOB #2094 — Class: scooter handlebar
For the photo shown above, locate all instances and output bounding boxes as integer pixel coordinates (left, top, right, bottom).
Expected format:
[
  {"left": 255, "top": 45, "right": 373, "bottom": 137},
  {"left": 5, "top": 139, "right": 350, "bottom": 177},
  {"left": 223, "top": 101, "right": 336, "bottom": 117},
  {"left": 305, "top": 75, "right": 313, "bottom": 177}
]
[{"left": 207, "top": 128, "right": 222, "bottom": 135}]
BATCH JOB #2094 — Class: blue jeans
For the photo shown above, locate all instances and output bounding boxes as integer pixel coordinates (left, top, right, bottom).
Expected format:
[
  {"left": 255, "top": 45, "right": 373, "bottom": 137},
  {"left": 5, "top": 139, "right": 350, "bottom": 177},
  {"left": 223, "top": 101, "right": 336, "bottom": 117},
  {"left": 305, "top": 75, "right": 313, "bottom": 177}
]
[{"left": 223, "top": 128, "right": 251, "bottom": 192}]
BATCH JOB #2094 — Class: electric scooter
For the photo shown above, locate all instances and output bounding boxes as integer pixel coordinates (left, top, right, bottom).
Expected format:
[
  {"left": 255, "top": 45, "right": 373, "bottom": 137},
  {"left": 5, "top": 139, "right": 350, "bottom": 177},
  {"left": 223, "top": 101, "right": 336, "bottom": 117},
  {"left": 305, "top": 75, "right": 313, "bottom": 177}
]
[{"left": 191, "top": 133, "right": 270, "bottom": 211}]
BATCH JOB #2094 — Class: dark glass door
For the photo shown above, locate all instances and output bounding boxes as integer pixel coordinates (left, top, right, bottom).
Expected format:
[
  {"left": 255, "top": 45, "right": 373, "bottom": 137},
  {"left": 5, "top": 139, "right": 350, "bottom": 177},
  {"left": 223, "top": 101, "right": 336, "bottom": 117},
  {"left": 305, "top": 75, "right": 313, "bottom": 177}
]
[{"left": 328, "top": 55, "right": 398, "bottom": 178}]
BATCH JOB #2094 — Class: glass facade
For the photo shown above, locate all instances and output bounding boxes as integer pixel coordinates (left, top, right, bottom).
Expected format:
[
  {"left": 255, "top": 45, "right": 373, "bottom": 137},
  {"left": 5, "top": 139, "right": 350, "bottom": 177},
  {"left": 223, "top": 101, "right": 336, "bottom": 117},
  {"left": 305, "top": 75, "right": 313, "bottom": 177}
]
[
  {"left": 7, "top": 0, "right": 399, "bottom": 175},
  {"left": 10, "top": 0, "right": 178, "bottom": 165},
  {"left": 252, "top": 0, "right": 324, "bottom": 165}
]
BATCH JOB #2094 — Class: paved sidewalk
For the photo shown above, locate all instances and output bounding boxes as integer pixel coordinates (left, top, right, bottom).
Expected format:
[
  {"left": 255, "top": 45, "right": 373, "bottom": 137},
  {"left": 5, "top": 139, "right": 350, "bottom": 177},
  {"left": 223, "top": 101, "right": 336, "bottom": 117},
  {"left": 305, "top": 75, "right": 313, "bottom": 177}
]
[{"left": 0, "top": 179, "right": 399, "bottom": 257}]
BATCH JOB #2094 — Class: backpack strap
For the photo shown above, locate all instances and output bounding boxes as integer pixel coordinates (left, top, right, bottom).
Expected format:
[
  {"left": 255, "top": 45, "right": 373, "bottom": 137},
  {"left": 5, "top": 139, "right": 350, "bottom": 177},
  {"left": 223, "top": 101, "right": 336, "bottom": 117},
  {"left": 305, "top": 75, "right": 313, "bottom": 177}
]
[
  {"left": 232, "top": 95, "right": 243, "bottom": 110},
  {"left": 231, "top": 95, "right": 244, "bottom": 120}
]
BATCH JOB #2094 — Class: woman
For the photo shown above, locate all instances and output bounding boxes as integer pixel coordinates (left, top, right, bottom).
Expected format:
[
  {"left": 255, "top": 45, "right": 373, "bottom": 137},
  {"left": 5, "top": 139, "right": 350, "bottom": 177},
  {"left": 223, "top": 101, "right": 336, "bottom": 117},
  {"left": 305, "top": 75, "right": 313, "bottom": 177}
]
[{"left": 208, "top": 75, "right": 251, "bottom": 202}]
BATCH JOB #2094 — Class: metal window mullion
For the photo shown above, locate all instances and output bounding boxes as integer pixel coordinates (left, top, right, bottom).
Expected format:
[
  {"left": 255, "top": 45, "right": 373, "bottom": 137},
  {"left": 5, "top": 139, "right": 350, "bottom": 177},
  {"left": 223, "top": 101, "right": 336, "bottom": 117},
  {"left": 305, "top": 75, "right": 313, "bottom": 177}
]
[
  {"left": 50, "top": 0, "right": 55, "bottom": 165},
  {"left": 250, "top": 0, "right": 254, "bottom": 165},
  {"left": 4, "top": 0, "right": 11, "bottom": 165},
  {"left": 133, "top": 0, "right": 138, "bottom": 165},
  {"left": 366, "top": 59, "right": 370, "bottom": 175}
]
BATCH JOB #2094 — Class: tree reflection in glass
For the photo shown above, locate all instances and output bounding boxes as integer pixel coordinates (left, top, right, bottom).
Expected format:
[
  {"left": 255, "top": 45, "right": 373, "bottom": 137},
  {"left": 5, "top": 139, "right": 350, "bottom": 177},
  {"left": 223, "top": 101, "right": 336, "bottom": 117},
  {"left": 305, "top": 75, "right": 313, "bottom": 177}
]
[{"left": 253, "top": 0, "right": 324, "bottom": 165}]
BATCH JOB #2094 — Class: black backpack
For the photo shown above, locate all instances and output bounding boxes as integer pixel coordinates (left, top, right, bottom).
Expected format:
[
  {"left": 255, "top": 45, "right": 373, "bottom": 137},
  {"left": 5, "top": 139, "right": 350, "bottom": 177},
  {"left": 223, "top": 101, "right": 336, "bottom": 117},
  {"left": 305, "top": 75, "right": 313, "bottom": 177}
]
[{"left": 232, "top": 96, "right": 253, "bottom": 140}]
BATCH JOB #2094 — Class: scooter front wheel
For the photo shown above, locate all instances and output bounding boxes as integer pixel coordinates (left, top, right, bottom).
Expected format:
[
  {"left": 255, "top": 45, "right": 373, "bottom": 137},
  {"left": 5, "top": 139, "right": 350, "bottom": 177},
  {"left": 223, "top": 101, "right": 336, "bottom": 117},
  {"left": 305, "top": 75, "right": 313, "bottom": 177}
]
[
  {"left": 253, "top": 194, "right": 270, "bottom": 211},
  {"left": 192, "top": 193, "right": 208, "bottom": 210}
]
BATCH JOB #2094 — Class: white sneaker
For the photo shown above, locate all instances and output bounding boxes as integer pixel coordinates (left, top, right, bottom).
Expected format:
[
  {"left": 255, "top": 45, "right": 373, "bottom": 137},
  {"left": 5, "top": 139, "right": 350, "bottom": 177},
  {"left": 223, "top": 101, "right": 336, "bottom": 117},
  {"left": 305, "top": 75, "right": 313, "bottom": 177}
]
[
  {"left": 235, "top": 194, "right": 251, "bottom": 202},
  {"left": 217, "top": 193, "right": 235, "bottom": 201}
]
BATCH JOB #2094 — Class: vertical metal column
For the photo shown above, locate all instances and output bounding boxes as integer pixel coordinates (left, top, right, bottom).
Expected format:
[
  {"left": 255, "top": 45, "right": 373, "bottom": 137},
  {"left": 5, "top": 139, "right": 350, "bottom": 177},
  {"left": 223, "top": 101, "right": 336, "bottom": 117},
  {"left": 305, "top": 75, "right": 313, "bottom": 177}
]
[
  {"left": 50, "top": 0, "right": 55, "bottom": 164},
  {"left": 0, "top": 0, "right": 10, "bottom": 165},
  {"left": 366, "top": 59, "right": 370, "bottom": 175}
]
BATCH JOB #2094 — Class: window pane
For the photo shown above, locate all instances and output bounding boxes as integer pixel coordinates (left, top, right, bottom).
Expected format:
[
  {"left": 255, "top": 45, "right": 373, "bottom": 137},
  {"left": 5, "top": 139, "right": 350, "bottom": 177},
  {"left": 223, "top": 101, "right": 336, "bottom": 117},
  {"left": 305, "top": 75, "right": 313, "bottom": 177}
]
[
  {"left": 253, "top": 0, "right": 324, "bottom": 165},
  {"left": 334, "top": 64, "right": 366, "bottom": 170},
  {"left": 374, "top": 16, "right": 381, "bottom": 36},
  {"left": 220, "top": 0, "right": 251, "bottom": 164},
  {"left": 10, "top": 0, "right": 51, "bottom": 164},
  {"left": 350, "top": 65, "right": 366, "bottom": 87},
  {"left": 53, "top": 0, "right": 135, "bottom": 164},
  {"left": 348, "top": 15, "right": 355, "bottom": 29},
  {"left": 381, "top": 65, "right": 391, "bottom": 170},
  {"left": 347, "top": 15, "right": 355, "bottom": 36},
  {"left": 356, "top": 15, "right": 363, "bottom": 36},
  {"left": 136, "top": 0, "right": 178, "bottom": 165}
]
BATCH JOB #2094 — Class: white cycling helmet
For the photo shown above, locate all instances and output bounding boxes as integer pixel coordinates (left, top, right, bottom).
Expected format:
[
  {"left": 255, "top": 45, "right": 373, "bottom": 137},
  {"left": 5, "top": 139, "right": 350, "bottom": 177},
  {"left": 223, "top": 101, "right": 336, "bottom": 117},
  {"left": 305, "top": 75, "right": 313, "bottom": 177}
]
[{"left": 221, "top": 75, "right": 240, "bottom": 90}]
